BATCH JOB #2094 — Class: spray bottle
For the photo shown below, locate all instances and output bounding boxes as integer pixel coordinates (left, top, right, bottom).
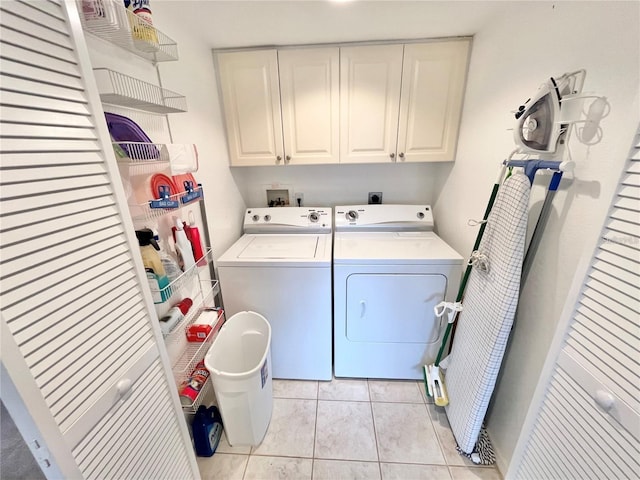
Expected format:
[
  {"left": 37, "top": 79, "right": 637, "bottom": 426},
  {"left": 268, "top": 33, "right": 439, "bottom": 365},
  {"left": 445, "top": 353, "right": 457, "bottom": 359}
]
[
  {"left": 173, "top": 217, "right": 196, "bottom": 272},
  {"left": 135, "top": 228, "right": 170, "bottom": 303}
]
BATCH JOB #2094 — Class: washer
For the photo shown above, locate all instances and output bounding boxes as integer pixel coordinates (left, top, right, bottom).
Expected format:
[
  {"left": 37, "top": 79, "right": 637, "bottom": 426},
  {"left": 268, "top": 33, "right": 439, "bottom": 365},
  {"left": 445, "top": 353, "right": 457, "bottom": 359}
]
[
  {"left": 217, "top": 207, "right": 332, "bottom": 380},
  {"left": 333, "top": 205, "right": 463, "bottom": 380}
]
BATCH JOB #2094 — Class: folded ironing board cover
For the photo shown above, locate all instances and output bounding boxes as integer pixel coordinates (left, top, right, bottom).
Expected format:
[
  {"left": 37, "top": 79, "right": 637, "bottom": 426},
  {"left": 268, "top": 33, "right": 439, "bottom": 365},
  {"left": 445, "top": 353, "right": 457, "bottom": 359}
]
[
  {"left": 445, "top": 172, "right": 531, "bottom": 453},
  {"left": 105, "top": 112, "right": 159, "bottom": 159}
]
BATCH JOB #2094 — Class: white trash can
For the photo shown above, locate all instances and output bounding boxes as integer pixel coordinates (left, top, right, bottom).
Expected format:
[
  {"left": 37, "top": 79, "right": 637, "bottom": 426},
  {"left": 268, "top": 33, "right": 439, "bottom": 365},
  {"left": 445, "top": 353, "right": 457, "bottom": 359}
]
[{"left": 204, "top": 311, "right": 273, "bottom": 446}]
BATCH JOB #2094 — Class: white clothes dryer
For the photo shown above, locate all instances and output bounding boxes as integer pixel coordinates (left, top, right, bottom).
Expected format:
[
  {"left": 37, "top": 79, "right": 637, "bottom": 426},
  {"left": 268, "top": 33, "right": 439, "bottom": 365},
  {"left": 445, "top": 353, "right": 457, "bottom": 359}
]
[
  {"left": 217, "top": 207, "right": 332, "bottom": 380},
  {"left": 333, "top": 205, "right": 463, "bottom": 380}
]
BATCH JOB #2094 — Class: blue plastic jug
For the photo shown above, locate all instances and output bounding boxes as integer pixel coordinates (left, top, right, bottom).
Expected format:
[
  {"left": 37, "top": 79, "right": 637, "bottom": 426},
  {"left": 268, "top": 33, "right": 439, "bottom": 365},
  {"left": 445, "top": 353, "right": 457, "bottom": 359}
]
[{"left": 192, "top": 405, "right": 223, "bottom": 457}]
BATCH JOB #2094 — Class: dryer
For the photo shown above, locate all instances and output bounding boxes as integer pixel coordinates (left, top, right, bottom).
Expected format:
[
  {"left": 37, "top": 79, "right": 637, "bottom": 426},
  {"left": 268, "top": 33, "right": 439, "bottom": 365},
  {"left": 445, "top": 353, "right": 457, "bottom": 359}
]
[
  {"left": 217, "top": 207, "right": 332, "bottom": 380},
  {"left": 333, "top": 205, "right": 463, "bottom": 380}
]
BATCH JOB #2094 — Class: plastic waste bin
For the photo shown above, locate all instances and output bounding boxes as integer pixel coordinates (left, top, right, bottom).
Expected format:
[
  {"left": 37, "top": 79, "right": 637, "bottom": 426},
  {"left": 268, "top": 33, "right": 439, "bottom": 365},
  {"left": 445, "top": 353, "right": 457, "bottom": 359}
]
[{"left": 204, "top": 311, "right": 273, "bottom": 446}]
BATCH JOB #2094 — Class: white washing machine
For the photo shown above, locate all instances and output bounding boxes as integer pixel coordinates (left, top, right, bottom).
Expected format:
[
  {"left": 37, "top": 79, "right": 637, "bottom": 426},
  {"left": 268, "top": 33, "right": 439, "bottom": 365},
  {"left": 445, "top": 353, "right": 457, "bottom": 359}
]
[
  {"left": 217, "top": 207, "right": 332, "bottom": 380},
  {"left": 333, "top": 205, "right": 463, "bottom": 380}
]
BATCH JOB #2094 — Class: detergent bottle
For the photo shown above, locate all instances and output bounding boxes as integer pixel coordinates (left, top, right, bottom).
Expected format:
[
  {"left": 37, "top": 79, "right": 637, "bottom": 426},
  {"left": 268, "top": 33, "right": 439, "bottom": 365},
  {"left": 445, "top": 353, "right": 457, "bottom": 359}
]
[{"left": 192, "top": 405, "right": 223, "bottom": 457}]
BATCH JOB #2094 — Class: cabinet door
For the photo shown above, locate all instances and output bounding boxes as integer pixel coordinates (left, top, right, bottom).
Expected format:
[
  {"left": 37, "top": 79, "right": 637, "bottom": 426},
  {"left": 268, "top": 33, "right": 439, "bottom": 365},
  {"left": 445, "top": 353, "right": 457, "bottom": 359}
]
[
  {"left": 397, "top": 40, "right": 470, "bottom": 162},
  {"left": 340, "top": 44, "right": 404, "bottom": 164},
  {"left": 217, "top": 50, "right": 284, "bottom": 166},
  {"left": 279, "top": 47, "right": 339, "bottom": 165}
]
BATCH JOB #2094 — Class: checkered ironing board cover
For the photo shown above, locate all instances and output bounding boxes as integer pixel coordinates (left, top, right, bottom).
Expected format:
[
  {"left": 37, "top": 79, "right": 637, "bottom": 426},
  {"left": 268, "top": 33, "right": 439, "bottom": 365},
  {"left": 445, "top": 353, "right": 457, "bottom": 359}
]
[{"left": 445, "top": 172, "right": 531, "bottom": 453}]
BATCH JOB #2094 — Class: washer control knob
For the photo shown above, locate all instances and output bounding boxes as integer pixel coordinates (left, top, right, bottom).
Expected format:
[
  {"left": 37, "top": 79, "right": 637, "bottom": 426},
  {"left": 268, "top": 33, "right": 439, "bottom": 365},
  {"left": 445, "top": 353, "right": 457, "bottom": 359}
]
[
  {"left": 417, "top": 212, "right": 425, "bottom": 219},
  {"left": 264, "top": 215, "right": 271, "bottom": 222},
  {"left": 252, "top": 214, "right": 260, "bottom": 221},
  {"left": 346, "top": 210, "right": 358, "bottom": 221},
  {"left": 308, "top": 212, "right": 319, "bottom": 223}
]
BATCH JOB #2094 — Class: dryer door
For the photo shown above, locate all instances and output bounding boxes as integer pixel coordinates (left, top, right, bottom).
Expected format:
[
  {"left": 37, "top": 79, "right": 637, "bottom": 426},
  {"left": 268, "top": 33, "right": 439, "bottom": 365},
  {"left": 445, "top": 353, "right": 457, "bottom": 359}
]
[{"left": 345, "top": 273, "right": 447, "bottom": 343}]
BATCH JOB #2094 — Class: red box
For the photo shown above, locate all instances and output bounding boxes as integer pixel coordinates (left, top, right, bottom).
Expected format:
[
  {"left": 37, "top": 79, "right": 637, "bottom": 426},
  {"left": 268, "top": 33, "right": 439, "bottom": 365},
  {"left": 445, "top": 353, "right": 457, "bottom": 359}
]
[{"left": 186, "top": 324, "right": 211, "bottom": 342}]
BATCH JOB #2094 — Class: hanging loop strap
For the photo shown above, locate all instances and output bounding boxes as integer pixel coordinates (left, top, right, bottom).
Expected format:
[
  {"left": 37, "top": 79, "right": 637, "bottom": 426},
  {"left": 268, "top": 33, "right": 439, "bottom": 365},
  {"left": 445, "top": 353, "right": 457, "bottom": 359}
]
[
  {"left": 467, "top": 218, "right": 488, "bottom": 227},
  {"left": 469, "top": 250, "right": 490, "bottom": 272},
  {"left": 434, "top": 301, "right": 464, "bottom": 325}
]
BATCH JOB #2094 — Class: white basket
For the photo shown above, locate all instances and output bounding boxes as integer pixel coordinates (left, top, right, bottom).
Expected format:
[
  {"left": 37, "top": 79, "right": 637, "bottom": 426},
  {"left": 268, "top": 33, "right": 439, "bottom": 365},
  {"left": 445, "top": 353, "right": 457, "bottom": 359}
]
[{"left": 204, "top": 311, "right": 273, "bottom": 446}]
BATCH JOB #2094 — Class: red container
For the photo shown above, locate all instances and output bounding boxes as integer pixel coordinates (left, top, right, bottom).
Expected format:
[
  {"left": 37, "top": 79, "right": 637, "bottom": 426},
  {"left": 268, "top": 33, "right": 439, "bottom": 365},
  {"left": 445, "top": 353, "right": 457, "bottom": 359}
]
[{"left": 179, "top": 360, "right": 209, "bottom": 406}]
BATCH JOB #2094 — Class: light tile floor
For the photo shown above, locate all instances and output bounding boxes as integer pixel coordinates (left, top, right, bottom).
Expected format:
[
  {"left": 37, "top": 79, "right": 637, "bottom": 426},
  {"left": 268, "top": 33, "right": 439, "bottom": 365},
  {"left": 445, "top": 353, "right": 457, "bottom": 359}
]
[{"left": 197, "top": 378, "right": 503, "bottom": 480}]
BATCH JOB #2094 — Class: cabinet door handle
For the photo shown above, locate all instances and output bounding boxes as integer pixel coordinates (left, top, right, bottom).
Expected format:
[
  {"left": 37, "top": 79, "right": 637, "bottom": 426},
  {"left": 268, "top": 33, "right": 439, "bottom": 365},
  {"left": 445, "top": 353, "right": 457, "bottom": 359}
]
[
  {"left": 285, "top": 155, "right": 291, "bottom": 163},
  {"left": 276, "top": 155, "right": 282, "bottom": 163},
  {"left": 360, "top": 300, "right": 366, "bottom": 318},
  {"left": 389, "top": 153, "right": 396, "bottom": 161},
  {"left": 399, "top": 152, "right": 405, "bottom": 160}
]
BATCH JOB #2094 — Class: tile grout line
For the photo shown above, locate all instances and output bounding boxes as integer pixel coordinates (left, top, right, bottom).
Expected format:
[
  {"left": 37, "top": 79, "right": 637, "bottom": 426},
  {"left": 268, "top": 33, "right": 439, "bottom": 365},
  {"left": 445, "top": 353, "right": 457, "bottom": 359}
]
[
  {"left": 311, "top": 382, "right": 319, "bottom": 480},
  {"left": 366, "top": 379, "right": 384, "bottom": 480}
]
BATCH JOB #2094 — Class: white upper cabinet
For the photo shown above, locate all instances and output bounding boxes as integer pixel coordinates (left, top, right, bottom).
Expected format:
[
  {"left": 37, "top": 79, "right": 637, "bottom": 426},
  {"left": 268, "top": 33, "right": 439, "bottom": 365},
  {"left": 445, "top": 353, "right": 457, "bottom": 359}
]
[
  {"left": 279, "top": 47, "right": 340, "bottom": 165},
  {"left": 217, "top": 38, "right": 471, "bottom": 166},
  {"left": 340, "top": 44, "right": 404, "bottom": 164},
  {"left": 397, "top": 40, "right": 470, "bottom": 162},
  {"left": 217, "top": 50, "right": 284, "bottom": 166}
]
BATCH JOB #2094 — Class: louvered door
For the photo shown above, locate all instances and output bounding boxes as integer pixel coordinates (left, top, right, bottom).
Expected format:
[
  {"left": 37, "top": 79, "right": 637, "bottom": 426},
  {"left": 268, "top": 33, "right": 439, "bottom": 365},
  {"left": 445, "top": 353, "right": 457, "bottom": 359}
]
[
  {"left": 509, "top": 127, "right": 640, "bottom": 479},
  {"left": 0, "top": 1, "right": 198, "bottom": 478}
]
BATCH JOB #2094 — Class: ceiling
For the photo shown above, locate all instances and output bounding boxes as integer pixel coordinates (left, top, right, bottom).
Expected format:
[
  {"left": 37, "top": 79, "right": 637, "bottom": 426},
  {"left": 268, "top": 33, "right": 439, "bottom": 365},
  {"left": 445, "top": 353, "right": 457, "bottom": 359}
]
[{"left": 154, "top": 1, "right": 508, "bottom": 48}]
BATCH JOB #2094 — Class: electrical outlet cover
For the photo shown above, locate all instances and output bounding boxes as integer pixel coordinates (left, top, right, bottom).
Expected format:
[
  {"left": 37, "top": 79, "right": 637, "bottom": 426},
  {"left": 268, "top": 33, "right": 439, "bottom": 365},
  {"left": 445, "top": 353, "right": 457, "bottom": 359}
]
[{"left": 368, "top": 192, "right": 382, "bottom": 204}]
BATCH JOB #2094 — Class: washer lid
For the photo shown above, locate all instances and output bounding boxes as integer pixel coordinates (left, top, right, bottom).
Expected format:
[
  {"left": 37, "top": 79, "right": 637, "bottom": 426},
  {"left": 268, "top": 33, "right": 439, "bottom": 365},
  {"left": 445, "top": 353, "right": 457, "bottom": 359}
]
[
  {"left": 333, "top": 231, "right": 463, "bottom": 265},
  {"left": 217, "top": 234, "right": 332, "bottom": 267},
  {"left": 239, "top": 235, "right": 319, "bottom": 259}
]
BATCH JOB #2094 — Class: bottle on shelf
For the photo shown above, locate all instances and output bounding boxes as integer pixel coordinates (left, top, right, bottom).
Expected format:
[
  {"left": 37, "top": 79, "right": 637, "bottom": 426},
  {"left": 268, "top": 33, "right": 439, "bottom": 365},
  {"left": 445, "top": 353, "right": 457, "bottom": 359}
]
[
  {"left": 187, "top": 210, "right": 206, "bottom": 266},
  {"left": 153, "top": 229, "right": 182, "bottom": 283},
  {"left": 158, "top": 297, "right": 192, "bottom": 335},
  {"left": 135, "top": 228, "right": 170, "bottom": 303},
  {"left": 173, "top": 217, "right": 196, "bottom": 272}
]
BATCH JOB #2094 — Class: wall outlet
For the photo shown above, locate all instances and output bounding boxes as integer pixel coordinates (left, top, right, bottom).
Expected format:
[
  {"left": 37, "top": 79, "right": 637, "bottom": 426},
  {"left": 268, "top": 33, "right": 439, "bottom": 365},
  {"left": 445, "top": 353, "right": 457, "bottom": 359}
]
[
  {"left": 368, "top": 192, "right": 383, "bottom": 204},
  {"left": 294, "top": 192, "right": 304, "bottom": 207}
]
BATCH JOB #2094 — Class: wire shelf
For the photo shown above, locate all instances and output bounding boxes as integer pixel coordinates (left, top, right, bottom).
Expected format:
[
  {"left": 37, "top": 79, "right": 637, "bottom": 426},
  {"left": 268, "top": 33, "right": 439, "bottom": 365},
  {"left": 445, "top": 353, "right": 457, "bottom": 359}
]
[
  {"left": 79, "top": 0, "right": 179, "bottom": 62},
  {"left": 95, "top": 69, "right": 187, "bottom": 113},
  {"left": 174, "top": 308, "right": 226, "bottom": 414},
  {"left": 113, "top": 142, "right": 198, "bottom": 171},
  {"left": 164, "top": 280, "right": 220, "bottom": 344},
  {"left": 128, "top": 186, "right": 204, "bottom": 223},
  {"left": 150, "top": 248, "right": 212, "bottom": 303}
]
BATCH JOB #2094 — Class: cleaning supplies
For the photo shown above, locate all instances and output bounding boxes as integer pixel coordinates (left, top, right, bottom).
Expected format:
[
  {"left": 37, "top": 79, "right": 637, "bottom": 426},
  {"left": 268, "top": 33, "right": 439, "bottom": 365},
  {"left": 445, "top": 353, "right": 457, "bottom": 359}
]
[
  {"left": 187, "top": 210, "right": 206, "bottom": 265},
  {"left": 192, "top": 405, "right": 223, "bottom": 457},
  {"left": 135, "top": 228, "right": 170, "bottom": 303},
  {"left": 158, "top": 297, "right": 192, "bottom": 335},
  {"left": 152, "top": 229, "right": 182, "bottom": 282},
  {"left": 173, "top": 217, "right": 196, "bottom": 272}
]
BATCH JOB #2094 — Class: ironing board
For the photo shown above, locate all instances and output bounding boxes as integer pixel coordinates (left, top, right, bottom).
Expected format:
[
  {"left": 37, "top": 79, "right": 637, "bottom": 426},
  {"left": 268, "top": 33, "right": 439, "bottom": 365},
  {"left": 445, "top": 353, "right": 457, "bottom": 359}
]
[{"left": 444, "top": 173, "right": 531, "bottom": 453}]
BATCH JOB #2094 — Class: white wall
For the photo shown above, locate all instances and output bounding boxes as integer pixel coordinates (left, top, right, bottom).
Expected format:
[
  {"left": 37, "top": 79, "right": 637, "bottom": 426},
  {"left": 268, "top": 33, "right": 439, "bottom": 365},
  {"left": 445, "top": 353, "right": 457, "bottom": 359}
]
[{"left": 432, "top": 1, "right": 640, "bottom": 471}]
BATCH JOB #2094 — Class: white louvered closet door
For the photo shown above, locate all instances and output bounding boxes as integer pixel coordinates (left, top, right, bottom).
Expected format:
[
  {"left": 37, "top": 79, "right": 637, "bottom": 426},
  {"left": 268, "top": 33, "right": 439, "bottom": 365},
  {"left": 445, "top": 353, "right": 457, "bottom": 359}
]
[
  {"left": 509, "top": 127, "right": 640, "bottom": 479},
  {"left": 0, "top": 1, "right": 198, "bottom": 479}
]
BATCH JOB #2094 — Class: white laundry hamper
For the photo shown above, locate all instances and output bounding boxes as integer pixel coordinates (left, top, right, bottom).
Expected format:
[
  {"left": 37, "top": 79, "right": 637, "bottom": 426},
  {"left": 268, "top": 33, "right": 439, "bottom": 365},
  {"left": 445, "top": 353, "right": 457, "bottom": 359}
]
[{"left": 204, "top": 311, "right": 273, "bottom": 446}]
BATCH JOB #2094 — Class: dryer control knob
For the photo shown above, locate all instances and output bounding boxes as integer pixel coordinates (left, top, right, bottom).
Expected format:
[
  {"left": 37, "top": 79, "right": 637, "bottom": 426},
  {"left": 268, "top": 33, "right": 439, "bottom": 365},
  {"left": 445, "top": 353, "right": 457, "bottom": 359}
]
[
  {"left": 308, "top": 212, "right": 319, "bottom": 223},
  {"left": 252, "top": 214, "right": 260, "bottom": 221},
  {"left": 346, "top": 210, "right": 358, "bottom": 221},
  {"left": 264, "top": 215, "right": 271, "bottom": 222}
]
